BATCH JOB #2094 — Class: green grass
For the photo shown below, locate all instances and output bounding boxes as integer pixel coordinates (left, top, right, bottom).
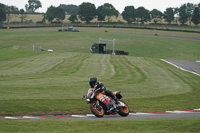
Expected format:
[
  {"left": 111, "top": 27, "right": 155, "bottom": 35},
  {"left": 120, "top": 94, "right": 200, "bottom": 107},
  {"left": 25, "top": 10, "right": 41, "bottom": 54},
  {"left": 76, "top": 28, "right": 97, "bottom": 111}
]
[
  {"left": 0, "top": 118, "right": 200, "bottom": 133},
  {"left": 0, "top": 26, "right": 200, "bottom": 132},
  {"left": 0, "top": 28, "right": 199, "bottom": 115},
  {"left": 0, "top": 50, "right": 43, "bottom": 62},
  {"left": 1, "top": 29, "right": 200, "bottom": 60},
  {"left": 0, "top": 54, "right": 199, "bottom": 114}
]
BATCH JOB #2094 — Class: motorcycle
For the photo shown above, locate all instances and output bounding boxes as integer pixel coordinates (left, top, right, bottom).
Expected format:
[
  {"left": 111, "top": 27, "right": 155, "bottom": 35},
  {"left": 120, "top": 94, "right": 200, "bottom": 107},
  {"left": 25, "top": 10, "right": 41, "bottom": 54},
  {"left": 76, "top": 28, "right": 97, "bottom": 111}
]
[{"left": 82, "top": 88, "right": 129, "bottom": 118}]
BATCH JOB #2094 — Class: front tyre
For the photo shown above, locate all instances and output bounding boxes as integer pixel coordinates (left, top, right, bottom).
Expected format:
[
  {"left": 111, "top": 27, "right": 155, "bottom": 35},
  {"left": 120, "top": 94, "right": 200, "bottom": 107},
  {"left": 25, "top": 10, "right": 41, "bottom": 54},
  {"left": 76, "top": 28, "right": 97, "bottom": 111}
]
[
  {"left": 118, "top": 100, "right": 129, "bottom": 117},
  {"left": 90, "top": 102, "right": 105, "bottom": 117}
]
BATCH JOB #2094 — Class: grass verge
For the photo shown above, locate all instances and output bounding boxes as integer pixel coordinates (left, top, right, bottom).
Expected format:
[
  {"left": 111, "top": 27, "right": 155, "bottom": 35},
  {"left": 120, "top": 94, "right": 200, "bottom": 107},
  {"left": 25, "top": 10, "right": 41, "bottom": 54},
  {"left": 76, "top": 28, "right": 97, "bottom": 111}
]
[{"left": 0, "top": 118, "right": 200, "bottom": 133}]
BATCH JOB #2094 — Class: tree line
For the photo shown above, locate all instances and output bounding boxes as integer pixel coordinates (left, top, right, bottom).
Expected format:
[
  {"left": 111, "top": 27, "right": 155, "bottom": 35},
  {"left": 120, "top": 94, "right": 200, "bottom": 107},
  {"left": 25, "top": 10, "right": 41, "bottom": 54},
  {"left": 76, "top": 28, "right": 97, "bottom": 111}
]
[
  {"left": 1, "top": 0, "right": 200, "bottom": 27},
  {"left": 45, "top": 2, "right": 200, "bottom": 26}
]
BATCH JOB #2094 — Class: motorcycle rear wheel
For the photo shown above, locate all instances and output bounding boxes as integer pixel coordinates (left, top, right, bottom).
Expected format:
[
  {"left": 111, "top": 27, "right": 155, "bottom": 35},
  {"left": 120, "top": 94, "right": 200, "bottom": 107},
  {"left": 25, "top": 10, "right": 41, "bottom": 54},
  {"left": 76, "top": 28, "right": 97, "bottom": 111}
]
[
  {"left": 118, "top": 100, "right": 129, "bottom": 117},
  {"left": 90, "top": 102, "right": 105, "bottom": 117}
]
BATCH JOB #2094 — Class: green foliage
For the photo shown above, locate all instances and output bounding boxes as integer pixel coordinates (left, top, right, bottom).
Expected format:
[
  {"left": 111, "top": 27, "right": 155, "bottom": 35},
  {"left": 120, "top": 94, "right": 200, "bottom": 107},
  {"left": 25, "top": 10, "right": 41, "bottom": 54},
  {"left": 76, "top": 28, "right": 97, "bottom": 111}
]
[
  {"left": 25, "top": 0, "right": 42, "bottom": 13},
  {"left": 55, "top": 7, "right": 65, "bottom": 22},
  {"left": 0, "top": 3, "right": 6, "bottom": 21},
  {"left": 135, "top": 7, "right": 151, "bottom": 24},
  {"left": 45, "top": 6, "right": 65, "bottom": 22},
  {"left": 164, "top": 7, "right": 175, "bottom": 24},
  {"left": 0, "top": 3, "right": 6, "bottom": 27},
  {"left": 122, "top": 6, "right": 135, "bottom": 24},
  {"left": 78, "top": 2, "right": 96, "bottom": 23},
  {"left": 192, "top": 7, "right": 200, "bottom": 25},
  {"left": 186, "top": 3, "right": 195, "bottom": 25},
  {"left": 96, "top": 5, "right": 105, "bottom": 21},
  {"left": 96, "top": 3, "right": 119, "bottom": 22},
  {"left": 44, "top": 6, "right": 55, "bottom": 22},
  {"left": 102, "top": 3, "right": 119, "bottom": 22},
  {"left": 68, "top": 14, "right": 78, "bottom": 23},
  {"left": 150, "top": 9, "right": 163, "bottom": 24},
  {"left": 5, "top": 5, "right": 19, "bottom": 24},
  {"left": 59, "top": 4, "right": 78, "bottom": 15},
  {"left": 186, "top": 3, "right": 195, "bottom": 17},
  {"left": 179, "top": 4, "right": 189, "bottom": 25},
  {"left": 5, "top": 5, "right": 19, "bottom": 14}
]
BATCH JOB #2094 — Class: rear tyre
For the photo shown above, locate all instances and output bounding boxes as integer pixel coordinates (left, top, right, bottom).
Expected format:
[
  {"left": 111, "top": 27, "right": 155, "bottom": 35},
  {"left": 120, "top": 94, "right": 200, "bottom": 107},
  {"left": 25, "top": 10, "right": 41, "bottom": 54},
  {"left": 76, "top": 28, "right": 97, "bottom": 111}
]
[
  {"left": 90, "top": 102, "right": 105, "bottom": 117},
  {"left": 118, "top": 100, "right": 129, "bottom": 117}
]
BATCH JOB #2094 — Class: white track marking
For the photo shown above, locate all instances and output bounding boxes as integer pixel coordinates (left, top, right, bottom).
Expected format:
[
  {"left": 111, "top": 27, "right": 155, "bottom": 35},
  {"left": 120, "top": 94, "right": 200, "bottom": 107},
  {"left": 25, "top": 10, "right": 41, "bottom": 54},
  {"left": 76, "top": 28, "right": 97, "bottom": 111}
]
[
  {"left": 166, "top": 111, "right": 193, "bottom": 114},
  {"left": 71, "top": 115, "right": 87, "bottom": 118},
  {"left": 129, "top": 113, "right": 155, "bottom": 115},
  {"left": 23, "top": 116, "right": 39, "bottom": 119},
  {"left": 86, "top": 114, "right": 95, "bottom": 117},
  {"left": 4, "top": 116, "right": 18, "bottom": 119},
  {"left": 136, "top": 113, "right": 155, "bottom": 115},
  {"left": 129, "top": 113, "right": 137, "bottom": 115}
]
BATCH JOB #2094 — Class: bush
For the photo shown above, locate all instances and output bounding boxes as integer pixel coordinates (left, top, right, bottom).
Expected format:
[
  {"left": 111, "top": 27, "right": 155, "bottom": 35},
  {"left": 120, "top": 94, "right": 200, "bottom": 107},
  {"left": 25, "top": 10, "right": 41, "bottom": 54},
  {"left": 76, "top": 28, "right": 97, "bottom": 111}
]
[
  {"left": 51, "top": 21, "right": 62, "bottom": 25},
  {"left": 36, "top": 21, "right": 44, "bottom": 24}
]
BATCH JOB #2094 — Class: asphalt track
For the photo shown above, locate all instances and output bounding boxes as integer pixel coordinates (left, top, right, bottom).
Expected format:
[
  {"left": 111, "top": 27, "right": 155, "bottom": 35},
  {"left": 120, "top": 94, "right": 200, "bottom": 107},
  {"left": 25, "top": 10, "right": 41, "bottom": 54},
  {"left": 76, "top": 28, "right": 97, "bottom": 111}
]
[{"left": 1, "top": 109, "right": 200, "bottom": 119}]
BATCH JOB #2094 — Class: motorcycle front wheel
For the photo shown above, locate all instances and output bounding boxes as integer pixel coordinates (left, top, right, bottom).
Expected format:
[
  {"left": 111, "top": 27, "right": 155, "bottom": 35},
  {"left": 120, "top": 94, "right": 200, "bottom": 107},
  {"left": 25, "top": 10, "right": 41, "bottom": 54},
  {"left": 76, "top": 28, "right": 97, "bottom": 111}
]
[
  {"left": 90, "top": 102, "right": 105, "bottom": 117},
  {"left": 118, "top": 100, "right": 129, "bottom": 117}
]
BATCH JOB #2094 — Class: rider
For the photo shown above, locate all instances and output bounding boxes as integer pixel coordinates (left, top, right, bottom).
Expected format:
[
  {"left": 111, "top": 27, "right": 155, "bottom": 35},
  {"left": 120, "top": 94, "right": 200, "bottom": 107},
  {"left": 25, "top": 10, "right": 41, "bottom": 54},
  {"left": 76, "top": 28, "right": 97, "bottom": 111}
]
[{"left": 88, "top": 77, "right": 120, "bottom": 111}]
